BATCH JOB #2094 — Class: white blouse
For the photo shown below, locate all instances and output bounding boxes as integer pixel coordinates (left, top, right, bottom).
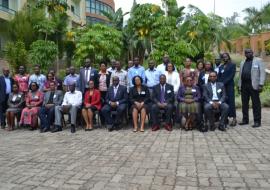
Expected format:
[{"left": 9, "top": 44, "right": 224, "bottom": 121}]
[{"left": 165, "top": 71, "right": 181, "bottom": 94}]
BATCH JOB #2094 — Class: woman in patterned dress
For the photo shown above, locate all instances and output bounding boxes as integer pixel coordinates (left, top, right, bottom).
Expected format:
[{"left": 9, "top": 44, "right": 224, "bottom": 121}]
[
  {"left": 13, "top": 65, "right": 29, "bottom": 94},
  {"left": 177, "top": 76, "right": 201, "bottom": 130},
  {"left": 20, "top": 82, "right": 44, "bottom": 130},
  {"left": 180, "top": 58, "right": 198, "bottom": 85}
]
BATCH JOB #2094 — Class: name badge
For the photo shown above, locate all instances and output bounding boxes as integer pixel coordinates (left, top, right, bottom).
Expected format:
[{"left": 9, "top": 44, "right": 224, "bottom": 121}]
[
  {"left": 221, "top": 70, "right": 224, "bottom": 73},
  {"left": 18, "top": 94, "right": 22, "bottom": 98},
  {"left": 12, "top": 96, "right": 17, "bottom": 101},
  {"left": 167, "top": 90, "right": 171, "bottom": 93},
  {"left": 217, "top": 89, "right": 222, "bottom": 93},
  {"left": 192, "top": 89, "right": 196, "bottom": 92},
  {"left": 34, "top": 95, "right": 39, "bottom": 99},
  {"left": 141, "top": 91, "right": 145, "bottom": 95},
  {"left": 91, "top": 73, "right": 94, "bottom": 76},
  {"left": 53, "top": 94, "right": 57, "bottom": 98},
  {"left": 190, "top": 69, "right": 195, "bottom": 72},
  {"left": 253, "top": 65, "right": 259, "bottom": 69}
]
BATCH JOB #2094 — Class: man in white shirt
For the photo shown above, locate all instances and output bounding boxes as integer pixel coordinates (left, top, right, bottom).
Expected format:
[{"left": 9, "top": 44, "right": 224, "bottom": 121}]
[
  {"left": 156, "top": 54, "right": 170, "bottom": 75},
  {"left": 52, "top": 83, "right": 82, "bottom": 133},
  {"left": 110, "top": 61, "right": 127, "bottom": 87},
  {"left": 203, "top": 71, "right": 229, "bottom": 132}
]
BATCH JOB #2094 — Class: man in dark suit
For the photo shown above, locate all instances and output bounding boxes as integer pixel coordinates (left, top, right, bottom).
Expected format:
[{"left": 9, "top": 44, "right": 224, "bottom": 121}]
[
  {"left": 78, "top": 58, "right": 99, "bottom": 94},
  {"left": 203, "top": 71, "right": 229, "bottom": 131},
  {"left": 151, "top": 74, "right": 174, "bottom": 131},
  {"left": 238, "top": 49, "right": 266, "bottom": 128},
  {"left": 101, "top": 76, "right": 128, "bottom": 131},
  {"left": 38, "top": 81, "right": 63, "bottom": 133},
  {"left": 0, "top": 68, "right": 14, "bottom": 128}
]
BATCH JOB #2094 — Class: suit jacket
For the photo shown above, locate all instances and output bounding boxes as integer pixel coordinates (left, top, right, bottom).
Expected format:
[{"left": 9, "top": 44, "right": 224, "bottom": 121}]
[
  {"left": 129, "top": 85, "right": 150, "bottom": 104},
  {"left": 238, "top": 57, "right": 266, "bottom": 90},
  {"left": 105, "top": 85, "right": 128, "bottom": 105},
  {"left": 83, "top": 89, "right": 102, "bottom": 110},
  {"left": 43, "top": 90, "right": 64, "bottom": 106},
  {"left": 152, "top": 83, "right": 174, "bottom": 105},
  {"left": 218, "top": 62, "right": 236, "bottom": 86},
  {"left": 78, "top": 67, "right": 99, "bottom": 93},
  {"left": 7, "top": 92, "right": 25, "bottom": 108},
  {"left": 0, "top": 75, "right": 14, "bottom": 103},
  {"left": 203, "top": 82, "right": 226, "bottom": 104}
]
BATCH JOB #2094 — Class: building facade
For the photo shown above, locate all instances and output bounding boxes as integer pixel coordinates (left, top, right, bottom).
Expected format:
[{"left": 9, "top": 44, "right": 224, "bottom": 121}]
[{"left": 85, "top": 0, "right": 115, "bottom": 24}]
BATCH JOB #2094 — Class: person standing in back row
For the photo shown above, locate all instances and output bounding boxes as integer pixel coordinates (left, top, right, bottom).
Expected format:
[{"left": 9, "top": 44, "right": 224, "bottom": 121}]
[
  {"left": 78, "top": 58, "right": 99, "bottom": 94},
  {"left": 238, "top": 49, "right": 266, "bottom": 128}
]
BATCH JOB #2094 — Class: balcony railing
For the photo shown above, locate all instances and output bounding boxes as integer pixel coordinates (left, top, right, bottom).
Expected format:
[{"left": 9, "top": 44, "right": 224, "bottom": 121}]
[{"left": 0, "top": 4, "right": 16, "bottom": 15}]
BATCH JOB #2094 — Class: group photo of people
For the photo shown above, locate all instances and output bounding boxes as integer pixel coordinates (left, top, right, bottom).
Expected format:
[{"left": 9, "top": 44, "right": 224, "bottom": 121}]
[{"left": 0, "top": 49, "right": 266, "bottom": 133}]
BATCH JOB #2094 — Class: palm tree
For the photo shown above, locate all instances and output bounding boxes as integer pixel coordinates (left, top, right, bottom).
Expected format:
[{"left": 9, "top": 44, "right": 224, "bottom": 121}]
[
  {"left": 101, "top": 8, "right": 129, "bottom": 30},
  {"left": 243, "top": 7, "right": 262, "bottom": 33}
]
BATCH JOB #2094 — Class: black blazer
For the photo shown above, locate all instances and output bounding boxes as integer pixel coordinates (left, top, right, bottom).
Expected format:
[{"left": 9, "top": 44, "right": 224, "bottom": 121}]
[
  {"left": 129, "top": 85, "right": 150, "bottom": 104},
  {"left": 0, "top": 76, "right": 14, "bottom": 103},
  {"left": 152, "top": 83, "right": 174, "bottom": 105},
  {"left": 105, "top": 85, "right": 128, "bottom": 105},
  {"left": 78, "top": 67, "right": 99, "bottom": 93},
  {"left": 218, "top": 62, "right": 236, "bottom": 86},
  {"left": 203, "top": 82, "right": 226, "bottom": 104},
  {"left": 98, "top": 72, "right": 111, "bottom": 89},
  {"left": 198, "top": 70, "right": 212, "bottom": 89}
]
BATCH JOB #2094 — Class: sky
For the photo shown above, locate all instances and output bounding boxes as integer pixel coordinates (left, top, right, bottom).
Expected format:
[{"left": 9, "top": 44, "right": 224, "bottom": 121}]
[{"left": 115, "top": 0, "right": 269, "bottom": 22}]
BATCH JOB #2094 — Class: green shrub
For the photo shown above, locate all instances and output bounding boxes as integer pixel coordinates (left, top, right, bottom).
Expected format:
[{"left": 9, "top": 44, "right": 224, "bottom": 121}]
[{"left": 5, "top": 41, "right": 28, "bottom": 73}]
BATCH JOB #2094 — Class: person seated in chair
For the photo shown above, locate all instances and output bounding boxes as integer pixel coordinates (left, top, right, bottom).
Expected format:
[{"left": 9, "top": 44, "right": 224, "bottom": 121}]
[
  {"left": 39, "top": 81, "right": 63, "bottom": 133},
  {"left": 129, "top": 76, "right": 151, "bottom": 132},
  {"left": 82, "top": 80, "right": 101, "bottom": 131},
  {"left": 177, "top": 76, "right": 201, "bottom": 131},
  {"left": 53, "top": 83, "right": 82, "bottom": 133},
  {"left": 101, "top": 76, "right": 128, "bottom": 132},
  {"left": 19, "top": 82, "right": 44, "bottom": 130},
  {"left": 203, "top": 71, "right": 229, "bottom": 131},
  {"left": 151, "top": 74, "right": 174, "bottom": 131},
  {"left": 6, "top": 83, "right": 25, "bottom": 131}
]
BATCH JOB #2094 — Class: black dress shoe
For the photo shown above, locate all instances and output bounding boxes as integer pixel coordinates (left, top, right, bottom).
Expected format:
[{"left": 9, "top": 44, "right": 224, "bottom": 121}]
[
  {"left": 239, "top": 121, "right": 249, "bottom": 125},
  {"left": 218, "top": 125, "right": 226, "bottom": 131},
  {"left": 51, "top": 125, "right": 62, "bottom": 133},
  {"left": 252, "top": 123, "right": 261, "bottom": 128},
  {"left": 200, "top": 125, "right": 208, "bottom": 133},
  {"left": 42, "top": 128, "right": 50, "bottom": 133},
  {"left": 108, "top": 125, "right": 114, "bottom": 132},
  {"left": 71, "top": 125, "right": 76, "bottom": 133},
  {"left": 210, "top": 125, "right": 216, "bottom": 131}
]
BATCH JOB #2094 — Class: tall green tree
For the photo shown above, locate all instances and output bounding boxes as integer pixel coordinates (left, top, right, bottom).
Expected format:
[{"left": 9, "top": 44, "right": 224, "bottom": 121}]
[{"left": 74, "top": 24, "right": 123, "bottom": 66}]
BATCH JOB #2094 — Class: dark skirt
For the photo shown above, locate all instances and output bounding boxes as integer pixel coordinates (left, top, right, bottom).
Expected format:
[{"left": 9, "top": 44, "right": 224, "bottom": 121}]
[
  {"left": 130, "top": 103, "right": 149, "bottom": 113},
  {"left": 83, "top": 106, "right": 98, "bottom": 112}
]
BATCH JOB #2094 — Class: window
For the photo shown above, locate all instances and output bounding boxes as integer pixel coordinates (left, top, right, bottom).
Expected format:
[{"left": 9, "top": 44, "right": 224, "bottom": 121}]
[
  {"left": 1, "top": 0, "right": 8, "bottom": 8},
  {"left": 85, "top": 0, "right": 114, "bottom": 16},
  {"left": 71, "top": 5, "right": 75, "bottom": 13}
]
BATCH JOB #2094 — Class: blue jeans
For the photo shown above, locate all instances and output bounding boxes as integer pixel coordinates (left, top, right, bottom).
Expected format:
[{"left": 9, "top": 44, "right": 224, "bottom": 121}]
[{"left": 38, "top": 106, "right": 55, "bottom": 129}]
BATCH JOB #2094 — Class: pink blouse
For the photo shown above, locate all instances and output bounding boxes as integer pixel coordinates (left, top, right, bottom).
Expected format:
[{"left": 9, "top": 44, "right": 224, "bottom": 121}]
[{"left": 14, "top": 74, "right": 29, "bottom": 93}]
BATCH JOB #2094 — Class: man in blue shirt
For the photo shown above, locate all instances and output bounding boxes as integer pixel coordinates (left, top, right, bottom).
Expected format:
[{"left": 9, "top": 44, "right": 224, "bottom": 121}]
[
  {"left": 145, "top": 60, "right": 161, "bottom": 95},
  {"left": 0, "top": 68, "right": 13, "bottom": 128},
  {"left": 28, "top": 65, "right": 46, "bottom": 91},
  {"left": 63, "top": 66, "right": 79, "bottom": 91},
  {"left": 128, "top": 57, "right": 145, "bottom": 90}
]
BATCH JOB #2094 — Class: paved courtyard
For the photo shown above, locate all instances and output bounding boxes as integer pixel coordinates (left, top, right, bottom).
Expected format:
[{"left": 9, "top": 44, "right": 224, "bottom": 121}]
[{"left": 0, "top": 109, "right": 270, "bottom": 190}]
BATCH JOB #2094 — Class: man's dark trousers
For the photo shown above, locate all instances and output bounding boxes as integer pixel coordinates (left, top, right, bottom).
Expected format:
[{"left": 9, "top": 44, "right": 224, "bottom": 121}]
[
  {"left": 241, "top": 81, "right": 261, "bottom": 124},
  {"left": 39, "top": 106, "right": 55, "bottom": 130}
]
